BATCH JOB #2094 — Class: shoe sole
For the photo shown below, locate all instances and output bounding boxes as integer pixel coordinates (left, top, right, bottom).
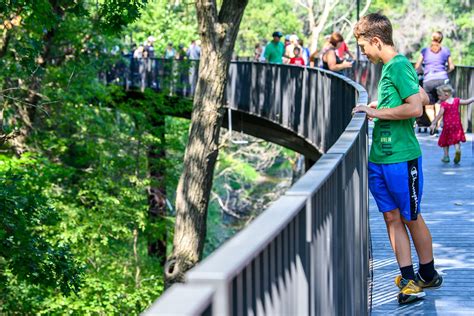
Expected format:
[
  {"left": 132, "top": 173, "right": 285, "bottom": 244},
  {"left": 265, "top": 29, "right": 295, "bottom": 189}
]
[{"left": 398, "top": 291, "right": 426, "bottom": 304}]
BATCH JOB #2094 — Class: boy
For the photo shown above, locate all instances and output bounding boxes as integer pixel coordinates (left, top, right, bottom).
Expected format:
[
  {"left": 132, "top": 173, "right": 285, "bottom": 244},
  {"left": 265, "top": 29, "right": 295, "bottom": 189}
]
[
  {"left": 352, "top": 13, "right": 443, "bottom": 304},
  {"left": 289, "top": 46, "right": 306, "bottom": 66}
]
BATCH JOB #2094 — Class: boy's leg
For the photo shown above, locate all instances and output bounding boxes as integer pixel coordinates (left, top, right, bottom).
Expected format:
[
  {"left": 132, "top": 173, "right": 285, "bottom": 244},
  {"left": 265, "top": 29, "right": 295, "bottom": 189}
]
[
  {"left": 383, "top": 209, "right": 413, "bottom": 268},
  {"left": 402, "top": 214, "right": 433, "bottom": 264},
  {"left": 404, "top": 214, "right": 443, "bottom": 287}
]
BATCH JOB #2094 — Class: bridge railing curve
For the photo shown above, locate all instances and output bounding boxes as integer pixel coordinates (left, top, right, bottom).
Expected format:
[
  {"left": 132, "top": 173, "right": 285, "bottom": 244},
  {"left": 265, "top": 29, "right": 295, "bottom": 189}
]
[{"left": 118, "top": 59, "right": 370, "bottom": 315}]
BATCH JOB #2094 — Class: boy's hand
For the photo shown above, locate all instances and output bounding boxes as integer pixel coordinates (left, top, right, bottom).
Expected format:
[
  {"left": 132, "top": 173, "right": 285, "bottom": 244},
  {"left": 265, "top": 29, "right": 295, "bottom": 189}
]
[
  {"left": 352, "top": 103, "right": 377, "bottom": 120},
  {"left": 367, "top": 101, "right": 378, "bottom": 109},
  {"left": 419, "top": 87, "right": 430, "bottom": 106}
]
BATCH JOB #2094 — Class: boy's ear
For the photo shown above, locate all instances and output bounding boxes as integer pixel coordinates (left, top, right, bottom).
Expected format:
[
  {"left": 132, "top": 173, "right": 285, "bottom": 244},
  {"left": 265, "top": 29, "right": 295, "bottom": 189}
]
[{"left": 372, "top": 37, "right": 383, "bottom": 50}]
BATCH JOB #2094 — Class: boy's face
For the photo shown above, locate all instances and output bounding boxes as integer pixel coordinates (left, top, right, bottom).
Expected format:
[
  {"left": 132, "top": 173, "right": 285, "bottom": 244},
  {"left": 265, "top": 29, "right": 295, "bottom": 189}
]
[{"left": 356, "top": 37, "right": 381, "bottom": 64}]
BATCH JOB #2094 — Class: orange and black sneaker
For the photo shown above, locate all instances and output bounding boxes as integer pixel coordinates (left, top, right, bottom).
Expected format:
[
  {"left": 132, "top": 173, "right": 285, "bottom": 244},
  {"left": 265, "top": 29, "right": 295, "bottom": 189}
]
[
  {"left": 416, "top": 271, "right": 443, "bottom": 289},
  {"left": 396, "top": 279, "right": 426, "bottom": 304},
  {"left": 395, "top": 275, "right": 409, "bottom": 289}
]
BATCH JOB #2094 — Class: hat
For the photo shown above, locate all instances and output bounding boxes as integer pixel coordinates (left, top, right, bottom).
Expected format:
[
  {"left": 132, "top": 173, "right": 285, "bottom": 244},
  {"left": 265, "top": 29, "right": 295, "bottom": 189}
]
[
  {"left": 272, "top": 31, "right": 283, "bottom": 38},
  {"left": 285, "top": 35, "right": 290, "bottom": 41},
  {"left": 147, "top": 36, "right": 156, "bottom": 42}
]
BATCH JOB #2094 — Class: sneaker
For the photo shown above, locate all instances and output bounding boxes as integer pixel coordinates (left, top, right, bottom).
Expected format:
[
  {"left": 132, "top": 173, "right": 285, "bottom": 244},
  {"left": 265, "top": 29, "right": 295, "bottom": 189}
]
[
  {"left": 454, "top": 151, "right": 461, "bottom": 164},
  {"left": 398, "top": 280, "right": 426, "bottom": 304},
  {"left": 416, "top": 271, "right": 443, "bottom": 289},
  {"left": 441, "top": 156, "right": 450, "bottom": 163},
  {"left": 395, "top": 275, "right": 409, "bottom": 289}
]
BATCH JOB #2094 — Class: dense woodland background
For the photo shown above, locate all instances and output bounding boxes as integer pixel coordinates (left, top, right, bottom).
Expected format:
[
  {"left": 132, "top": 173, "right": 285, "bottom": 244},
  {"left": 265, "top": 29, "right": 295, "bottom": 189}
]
[{"left": 0, "top": 0, "right": 472, "bottom": 313}]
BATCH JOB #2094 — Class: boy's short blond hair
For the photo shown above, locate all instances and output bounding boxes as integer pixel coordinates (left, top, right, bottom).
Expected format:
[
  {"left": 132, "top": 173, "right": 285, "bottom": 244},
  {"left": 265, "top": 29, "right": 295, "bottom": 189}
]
[
  {"left": 354, "top": 13, "right": 394, "bottom": 46},
  {"left": 436, "top": 84, "right": 453, "bottom": 95}
]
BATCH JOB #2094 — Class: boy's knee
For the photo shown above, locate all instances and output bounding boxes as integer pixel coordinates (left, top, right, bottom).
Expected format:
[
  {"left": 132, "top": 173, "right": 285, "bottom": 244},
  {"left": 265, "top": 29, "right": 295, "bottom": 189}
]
[{"left": 383, "top": 209, "right": 402, "bottom": 224}]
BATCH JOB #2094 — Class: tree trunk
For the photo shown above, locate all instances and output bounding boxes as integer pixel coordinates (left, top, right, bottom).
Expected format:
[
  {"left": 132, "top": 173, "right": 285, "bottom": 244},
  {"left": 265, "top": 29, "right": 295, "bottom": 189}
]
[
  {"left": 165, "top": 0, "right": 248, "bottom": 285},
  {"left": 310, "top": 0, "right": 339, "bottom": 54},
  {"left": 147, "top": 115, "right": 168, "bottom": 266}
]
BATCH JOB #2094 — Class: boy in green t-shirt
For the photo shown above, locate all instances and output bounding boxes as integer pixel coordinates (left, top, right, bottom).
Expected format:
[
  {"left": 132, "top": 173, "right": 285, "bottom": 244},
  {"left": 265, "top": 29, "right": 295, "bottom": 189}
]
[{"left": 352, "top": 13, "right": 443, "bottom": 305}]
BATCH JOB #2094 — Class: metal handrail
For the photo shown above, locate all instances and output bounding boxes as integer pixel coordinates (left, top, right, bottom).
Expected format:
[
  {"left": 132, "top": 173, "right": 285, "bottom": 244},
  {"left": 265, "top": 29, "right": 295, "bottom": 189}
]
[{"left": 139, "top": 62, "right": 369, "bottom": 315}]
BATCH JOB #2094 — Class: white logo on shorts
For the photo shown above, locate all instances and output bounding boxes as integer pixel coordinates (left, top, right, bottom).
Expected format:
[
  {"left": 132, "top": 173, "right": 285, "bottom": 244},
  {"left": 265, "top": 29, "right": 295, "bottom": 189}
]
[{"left": 410, "top": 166, "right": 418, "bottom": 213}]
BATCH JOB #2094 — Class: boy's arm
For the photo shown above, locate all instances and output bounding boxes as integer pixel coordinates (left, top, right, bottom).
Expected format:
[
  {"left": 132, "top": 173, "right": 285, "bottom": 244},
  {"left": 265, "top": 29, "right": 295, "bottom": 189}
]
[
  {"left": 459, "top": 97, "right": 474, "bottom": 105},
  {"left": 352, "top": 90, "right": 424, "bottom": 120},
  {"left": 419, "top": 86, "right": 430, "bottom": 106}
]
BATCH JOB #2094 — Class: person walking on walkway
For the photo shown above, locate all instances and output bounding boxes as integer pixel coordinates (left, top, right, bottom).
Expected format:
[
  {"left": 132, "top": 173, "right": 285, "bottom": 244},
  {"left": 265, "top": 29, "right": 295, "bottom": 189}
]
[
  {"left": 264, "top": 31, "right": 285, "bottom": 64},
  {"left": 415, "top": 31, "right": 455, "bottom": 130},
  {"left": 352, "top": 13, "right": 443, "bottom": 305},
  {"left": 430, "top": 84, "right": 473, "bottom": 164}
]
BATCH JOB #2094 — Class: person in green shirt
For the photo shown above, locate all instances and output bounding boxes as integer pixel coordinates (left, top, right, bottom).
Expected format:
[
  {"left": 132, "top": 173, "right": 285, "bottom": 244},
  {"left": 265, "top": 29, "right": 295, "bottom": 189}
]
[
  {"left": 264, "top": 31, "right": 284, "bottom": 64},
  {"left": 352, "top": 13, "right": 443, "bottom": 305}
]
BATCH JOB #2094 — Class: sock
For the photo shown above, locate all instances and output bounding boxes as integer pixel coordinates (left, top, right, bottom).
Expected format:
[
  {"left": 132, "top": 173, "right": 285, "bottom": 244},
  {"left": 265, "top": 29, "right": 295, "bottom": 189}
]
[
  {"left": 418, "top": 260, "right": 435, "bottom": 282},
  {"left": 400, "top": 265, "right": 416, "bottom": 281}
]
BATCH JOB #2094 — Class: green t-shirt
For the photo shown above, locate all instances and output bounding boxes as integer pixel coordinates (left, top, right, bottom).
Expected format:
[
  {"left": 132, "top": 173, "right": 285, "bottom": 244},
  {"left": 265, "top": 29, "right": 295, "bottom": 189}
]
[
  {"left": 264, "top": 41, "right": 284, "bottom": 64},
  {"left": 370, "top": 54, "right": 421, "bottom": 164}
]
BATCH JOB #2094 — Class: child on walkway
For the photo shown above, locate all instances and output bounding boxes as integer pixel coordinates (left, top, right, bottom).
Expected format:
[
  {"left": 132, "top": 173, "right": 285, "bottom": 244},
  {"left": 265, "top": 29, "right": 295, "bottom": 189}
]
[
  {"left": 430, "top": 84, "right": 473, "bottom": 164},
  {"left": 352, "top": 13, "right": 442, "bottom": 305}
]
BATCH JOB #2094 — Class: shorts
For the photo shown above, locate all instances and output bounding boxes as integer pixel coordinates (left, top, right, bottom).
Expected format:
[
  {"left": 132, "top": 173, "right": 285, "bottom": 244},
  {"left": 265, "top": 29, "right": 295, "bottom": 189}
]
[
  {"left": 368, "top": 157, "right": 423, "bottom": 221},
  {"left": 423, "top": 79, "right": 448, "bottom": 104}
]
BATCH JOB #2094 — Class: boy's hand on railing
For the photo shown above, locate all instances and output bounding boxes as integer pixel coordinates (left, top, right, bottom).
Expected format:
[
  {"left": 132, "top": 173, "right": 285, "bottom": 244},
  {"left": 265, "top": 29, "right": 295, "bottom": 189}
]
[{"left": 352, "top": 102, "right": 377, "bottom": 120}]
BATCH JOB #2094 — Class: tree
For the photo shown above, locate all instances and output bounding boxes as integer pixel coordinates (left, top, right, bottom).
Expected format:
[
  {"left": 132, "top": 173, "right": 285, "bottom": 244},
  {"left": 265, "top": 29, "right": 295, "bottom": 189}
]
[
  {"left": 298, "top": 0, "right": 371, "bottom": 53},
  {"left": 165, "top": 0, "right": 249, "bottom": 284},
  {"left": 0, "top": 0, "right": 147, "bottom": 154}
]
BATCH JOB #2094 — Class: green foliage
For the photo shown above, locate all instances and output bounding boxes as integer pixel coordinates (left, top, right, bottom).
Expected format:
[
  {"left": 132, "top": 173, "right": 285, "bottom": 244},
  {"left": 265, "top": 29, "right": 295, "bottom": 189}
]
[
  {"left": 98, "top": 0, "right": 149, "bottom": 32},
  {"left": 236, "top": 0, "right": 304, "bottom": 55},
  {"left": 0, "top": 155, "right": 83, "bottom": 312},
  {"left": 128, "top": 0, "right": 198, "bottom": 54},
  {"left": 371, "top": 0, "right": 473, "bottom": 64},
  {"left": 1, "top": 97, "right": 168, "bottom": 313},
  {"left": 0, "top": 0, "right": 171, "bottom": 313}
]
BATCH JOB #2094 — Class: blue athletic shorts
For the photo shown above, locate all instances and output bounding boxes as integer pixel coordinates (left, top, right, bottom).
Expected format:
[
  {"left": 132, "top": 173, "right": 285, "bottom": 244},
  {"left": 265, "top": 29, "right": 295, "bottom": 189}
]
[{"left": 368, "top": 156, "right": 423, "bottom": 221}]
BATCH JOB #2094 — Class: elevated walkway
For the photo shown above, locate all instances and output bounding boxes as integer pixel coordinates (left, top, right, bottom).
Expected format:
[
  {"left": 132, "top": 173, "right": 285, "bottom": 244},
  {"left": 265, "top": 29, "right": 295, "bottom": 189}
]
[{"left": 107, "top": 59, "right": 473, "bottom": 315}]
